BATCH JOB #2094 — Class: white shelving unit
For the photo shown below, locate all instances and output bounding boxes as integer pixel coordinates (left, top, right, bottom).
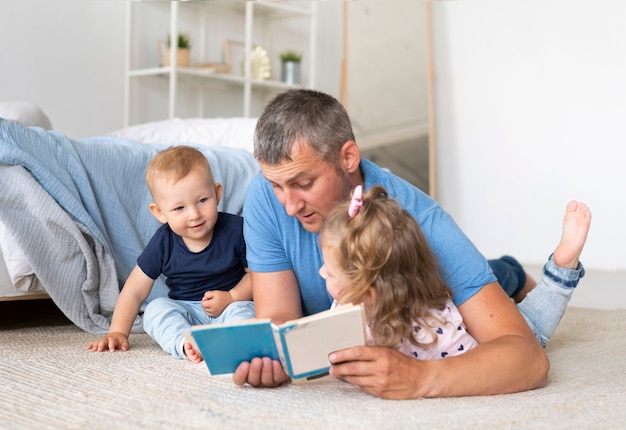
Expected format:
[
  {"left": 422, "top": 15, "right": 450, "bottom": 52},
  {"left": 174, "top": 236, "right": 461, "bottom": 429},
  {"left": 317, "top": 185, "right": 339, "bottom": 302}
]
[{"left": 123, "top": 1, "right": 317, "bottom": 127}]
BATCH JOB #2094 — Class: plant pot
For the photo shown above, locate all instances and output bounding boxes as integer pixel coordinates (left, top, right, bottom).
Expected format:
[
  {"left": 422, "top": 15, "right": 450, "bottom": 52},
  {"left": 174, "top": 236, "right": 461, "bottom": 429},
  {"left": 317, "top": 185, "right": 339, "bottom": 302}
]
[
  {"left": 164, "top": 48, "right": 191, "bottom": 68},
  {"left": 281, "top": 61, "right": 301, "bottom": 85}
]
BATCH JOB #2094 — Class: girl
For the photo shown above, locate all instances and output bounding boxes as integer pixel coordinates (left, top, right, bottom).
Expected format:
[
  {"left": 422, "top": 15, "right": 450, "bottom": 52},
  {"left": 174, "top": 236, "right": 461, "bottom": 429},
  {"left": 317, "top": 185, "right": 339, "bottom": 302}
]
[{"left": 318, "top": 185, "right": 478, "bottom": 359}]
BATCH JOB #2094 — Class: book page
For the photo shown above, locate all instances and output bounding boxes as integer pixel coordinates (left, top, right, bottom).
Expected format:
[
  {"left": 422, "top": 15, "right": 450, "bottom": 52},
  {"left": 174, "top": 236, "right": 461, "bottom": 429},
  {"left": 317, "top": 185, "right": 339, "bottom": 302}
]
[{"left": 278, "top": 304, "right": 366, "bottom": 380}]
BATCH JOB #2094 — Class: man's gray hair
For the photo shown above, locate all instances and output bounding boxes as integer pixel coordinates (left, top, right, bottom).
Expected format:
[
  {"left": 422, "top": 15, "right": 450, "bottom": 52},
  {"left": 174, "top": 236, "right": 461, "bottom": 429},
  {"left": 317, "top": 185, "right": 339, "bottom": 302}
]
[{"left": 254, "top": 89, "right": 356, "bottom": 169}]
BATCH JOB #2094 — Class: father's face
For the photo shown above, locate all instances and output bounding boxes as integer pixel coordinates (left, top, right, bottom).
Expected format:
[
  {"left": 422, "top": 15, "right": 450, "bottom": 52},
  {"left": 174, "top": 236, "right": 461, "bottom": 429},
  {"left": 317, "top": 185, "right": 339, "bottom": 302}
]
[{"left": 260, "top": 142, "right": 352, "bottom": 233}]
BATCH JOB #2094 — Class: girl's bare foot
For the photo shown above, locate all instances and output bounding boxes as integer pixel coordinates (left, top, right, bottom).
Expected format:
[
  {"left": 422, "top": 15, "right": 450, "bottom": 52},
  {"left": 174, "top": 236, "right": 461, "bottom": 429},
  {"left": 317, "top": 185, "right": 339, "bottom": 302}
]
[
  {"left": 184, "top": 341, "right": 204, "bottom": 364},
  {"left": 553, "top": 201, "right": 592, "bottom": 270}
]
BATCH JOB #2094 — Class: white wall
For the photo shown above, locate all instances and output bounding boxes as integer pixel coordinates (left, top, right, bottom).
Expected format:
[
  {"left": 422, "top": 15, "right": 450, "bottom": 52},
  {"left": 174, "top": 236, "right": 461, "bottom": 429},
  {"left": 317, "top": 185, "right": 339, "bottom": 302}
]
[
  {"left": 430, "top": 0, "right": 625, "bottom": 271},
  {"left": 0, "top": 1, "right": 343, "bottom": 138},
  {"left": 0, "top": 1, "right": 126, "bottom": 138}
]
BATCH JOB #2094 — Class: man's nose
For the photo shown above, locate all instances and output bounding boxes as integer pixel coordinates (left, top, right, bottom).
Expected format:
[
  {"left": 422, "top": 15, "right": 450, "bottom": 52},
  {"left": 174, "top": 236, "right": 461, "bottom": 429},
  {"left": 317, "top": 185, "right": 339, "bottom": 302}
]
[{"left": 283, "top": 189, "right": 304, "bottom": 216}]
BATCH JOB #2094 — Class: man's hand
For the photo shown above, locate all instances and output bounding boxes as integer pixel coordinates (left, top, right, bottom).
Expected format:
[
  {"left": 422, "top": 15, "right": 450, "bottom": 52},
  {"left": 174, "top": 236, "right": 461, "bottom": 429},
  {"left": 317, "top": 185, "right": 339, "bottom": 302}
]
[
  {"left": 201, "top": 290, "right": 233, "bottom": 317},
  {"left": 86, "top": 332, "right": 130, "bottom": 353},
  {"left": 327, "top": 283, "right": 550, "bottom": 400},
  {"left": 328, "top": 345, "right": 427, "bottom": 399},
  {"left": 232, "top": 357, "right": 290, "bottom": 388}
]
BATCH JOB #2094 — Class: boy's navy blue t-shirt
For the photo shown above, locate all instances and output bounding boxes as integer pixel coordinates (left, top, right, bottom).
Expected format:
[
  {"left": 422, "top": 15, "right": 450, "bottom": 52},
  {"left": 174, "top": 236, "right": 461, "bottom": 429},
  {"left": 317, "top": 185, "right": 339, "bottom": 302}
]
[{"left": 137, "top": 212, "right": 247, "bottom": 301}]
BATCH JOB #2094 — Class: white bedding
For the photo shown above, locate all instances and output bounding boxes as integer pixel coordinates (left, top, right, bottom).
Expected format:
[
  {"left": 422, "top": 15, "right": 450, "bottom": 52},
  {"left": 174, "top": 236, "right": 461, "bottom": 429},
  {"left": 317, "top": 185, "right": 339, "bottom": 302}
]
[
  {"left": 0, "top": 222, "right": 45, "bottom": 296},
  {"left": 0, "top": 246, "right": 46, "bottom": 299},
  {"left": 0, "top": 103, "right": 52, "bottom": 299},
  {"left": 0, "top": 113, "right": 257, "bottom": 304},
  {"left": 108, "top": 117, "right": 256, "bottom": 153}
]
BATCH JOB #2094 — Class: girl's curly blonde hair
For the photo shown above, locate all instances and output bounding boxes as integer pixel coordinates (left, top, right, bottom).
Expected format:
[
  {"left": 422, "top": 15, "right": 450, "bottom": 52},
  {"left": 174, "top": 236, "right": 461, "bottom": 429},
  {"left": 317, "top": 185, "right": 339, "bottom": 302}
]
[{"left": 319, "top": 185, "right": 452, "bottom": 349}]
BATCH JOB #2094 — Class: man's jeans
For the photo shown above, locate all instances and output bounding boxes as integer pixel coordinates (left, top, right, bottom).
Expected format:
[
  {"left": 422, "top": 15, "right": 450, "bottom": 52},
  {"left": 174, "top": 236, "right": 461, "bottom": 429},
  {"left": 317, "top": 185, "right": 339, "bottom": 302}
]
[{"left": 490, "top": 255, "right": 585, "bottom": 347}]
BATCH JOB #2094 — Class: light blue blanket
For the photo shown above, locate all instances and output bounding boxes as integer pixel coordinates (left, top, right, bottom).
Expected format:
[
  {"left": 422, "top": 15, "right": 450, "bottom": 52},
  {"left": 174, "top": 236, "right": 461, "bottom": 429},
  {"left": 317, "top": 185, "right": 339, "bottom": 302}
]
[{"left": 0, "top": 119, "right": 260, "bottom": 332}]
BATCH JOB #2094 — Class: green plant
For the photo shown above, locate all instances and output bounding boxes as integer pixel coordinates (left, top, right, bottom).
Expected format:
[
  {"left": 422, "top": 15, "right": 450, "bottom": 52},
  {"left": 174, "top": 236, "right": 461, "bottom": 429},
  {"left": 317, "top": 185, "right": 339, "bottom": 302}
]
[
  {"left": 167, "top": 33, "right": 191, "bottom": 49},
  {"left": 279, "top": 50, "right": 302, "bottom": 63}
]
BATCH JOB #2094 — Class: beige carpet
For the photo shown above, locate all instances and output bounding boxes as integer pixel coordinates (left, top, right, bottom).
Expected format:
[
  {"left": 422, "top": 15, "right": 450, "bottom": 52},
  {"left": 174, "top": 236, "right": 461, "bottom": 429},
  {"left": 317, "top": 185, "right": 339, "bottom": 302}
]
[{"left": 1, "top": 307, "right": 624, "bottom": 429}]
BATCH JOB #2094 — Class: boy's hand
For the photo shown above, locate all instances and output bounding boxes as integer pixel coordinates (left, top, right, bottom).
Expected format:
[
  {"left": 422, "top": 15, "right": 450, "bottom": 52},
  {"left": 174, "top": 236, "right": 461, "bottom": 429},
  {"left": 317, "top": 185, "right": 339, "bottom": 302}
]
[
  {"left": 201, "top": 290, "right": 233, "bottom": 317},
  {"left": 86, "top": 333, "right": 129, "bottom": 352}
]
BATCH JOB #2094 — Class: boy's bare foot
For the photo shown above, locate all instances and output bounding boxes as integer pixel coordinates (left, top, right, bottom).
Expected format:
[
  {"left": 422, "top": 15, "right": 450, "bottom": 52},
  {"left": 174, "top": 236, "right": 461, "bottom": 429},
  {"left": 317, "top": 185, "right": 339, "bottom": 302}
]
[
  {"left": 553, "top": 201, "right": 592, "bottom": 270},
  {"left": 184, "top": 341, "right": 204, "bottom": 364}
]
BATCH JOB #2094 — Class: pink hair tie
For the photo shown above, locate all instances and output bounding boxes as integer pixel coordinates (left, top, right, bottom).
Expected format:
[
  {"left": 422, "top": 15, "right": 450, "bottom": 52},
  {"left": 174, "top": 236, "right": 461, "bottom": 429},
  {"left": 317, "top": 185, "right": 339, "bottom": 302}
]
[{"left": 348, "top": 185, "right": 363, "bottom": 218}]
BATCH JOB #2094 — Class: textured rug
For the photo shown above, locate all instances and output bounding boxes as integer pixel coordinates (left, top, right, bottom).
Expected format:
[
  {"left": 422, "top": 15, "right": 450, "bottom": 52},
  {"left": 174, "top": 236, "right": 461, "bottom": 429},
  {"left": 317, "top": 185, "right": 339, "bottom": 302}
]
[{"left": 1, "top": 307, "right": 624, "bottom": 429}]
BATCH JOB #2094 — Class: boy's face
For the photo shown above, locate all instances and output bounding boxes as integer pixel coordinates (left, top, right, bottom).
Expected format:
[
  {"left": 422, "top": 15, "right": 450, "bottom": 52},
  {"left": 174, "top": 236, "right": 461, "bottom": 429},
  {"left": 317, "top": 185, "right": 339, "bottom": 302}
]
[{"left": 149, "top": 166, "right": 222, "bottom": 252}]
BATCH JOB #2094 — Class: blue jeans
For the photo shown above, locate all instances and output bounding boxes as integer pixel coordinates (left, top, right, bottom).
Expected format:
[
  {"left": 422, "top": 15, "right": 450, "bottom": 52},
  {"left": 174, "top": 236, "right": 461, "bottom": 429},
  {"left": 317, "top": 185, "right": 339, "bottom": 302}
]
[
  {"left": 489, "top": 255, "right": 528, "bottom": 297},
  {"left": 489, "top": 255, "right": 585, "bottom": 347},
  {"left": 143, "top": 298, "right": 256, "bottom": 359}
]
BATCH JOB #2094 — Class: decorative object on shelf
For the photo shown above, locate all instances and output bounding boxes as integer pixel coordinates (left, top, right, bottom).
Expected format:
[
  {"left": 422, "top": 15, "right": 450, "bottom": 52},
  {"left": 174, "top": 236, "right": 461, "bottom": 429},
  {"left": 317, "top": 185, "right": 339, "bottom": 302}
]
[
  {"left": 160, "top": 32, "right": 191, "bottom": 67},
  {"left": 280, "top": 50, "right": 302, "bottom": 85},
  {"left": 225, "top": 40, "right": 271, "bottom": 80},
  {"left": 193, "top": 63, "right": 230, "bottom": 74},
  {"left": 249, "top": 46, "right": 271, "bottom": 80}
]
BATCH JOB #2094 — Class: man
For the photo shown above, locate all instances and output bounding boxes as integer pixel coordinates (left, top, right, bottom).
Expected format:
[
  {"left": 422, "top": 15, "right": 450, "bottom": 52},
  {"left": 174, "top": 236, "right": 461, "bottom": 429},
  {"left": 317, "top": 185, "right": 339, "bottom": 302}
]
[{"left": 235, "top": 89, "right": 548, "bottom": 399}]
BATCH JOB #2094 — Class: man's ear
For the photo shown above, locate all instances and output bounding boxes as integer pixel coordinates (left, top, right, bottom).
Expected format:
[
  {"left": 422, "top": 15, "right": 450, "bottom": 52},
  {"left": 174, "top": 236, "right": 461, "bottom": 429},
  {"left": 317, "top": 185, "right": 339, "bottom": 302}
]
[
  {"left": 340, "top": 140, "right": 361, "bottom": 174},
  {"left": 149, "top": 202, "right": 167, "bottom": 224},
  {"left": 215, "top": 182, "right": 223, "bottom": 205}
]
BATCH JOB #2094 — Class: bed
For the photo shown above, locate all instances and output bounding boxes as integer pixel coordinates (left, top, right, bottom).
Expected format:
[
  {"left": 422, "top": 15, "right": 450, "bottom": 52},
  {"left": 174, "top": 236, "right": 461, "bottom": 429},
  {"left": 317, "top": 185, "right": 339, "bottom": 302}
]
[
  {"left": 0, "top": 102, "right": 259, "bottom": 333},
  {"left": 0, "top": 103, "right": 54, "bottom": 301}
]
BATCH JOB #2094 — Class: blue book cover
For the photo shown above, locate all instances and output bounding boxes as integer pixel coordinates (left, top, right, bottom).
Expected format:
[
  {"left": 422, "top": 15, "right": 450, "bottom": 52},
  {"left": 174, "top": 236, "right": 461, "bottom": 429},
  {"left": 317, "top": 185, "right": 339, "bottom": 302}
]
[{"left": 188, "top": 319, "right": 280, "bottom": 375}]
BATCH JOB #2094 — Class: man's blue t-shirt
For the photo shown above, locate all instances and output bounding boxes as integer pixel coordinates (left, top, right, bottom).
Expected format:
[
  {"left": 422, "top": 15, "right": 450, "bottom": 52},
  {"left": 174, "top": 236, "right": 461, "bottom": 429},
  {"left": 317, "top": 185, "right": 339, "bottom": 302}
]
[
  {"left": 243, "top": 159, "right": 495, "bottom": 316},
  {"left": 138, "top": 212, "right": 247, "bottom": 301}
]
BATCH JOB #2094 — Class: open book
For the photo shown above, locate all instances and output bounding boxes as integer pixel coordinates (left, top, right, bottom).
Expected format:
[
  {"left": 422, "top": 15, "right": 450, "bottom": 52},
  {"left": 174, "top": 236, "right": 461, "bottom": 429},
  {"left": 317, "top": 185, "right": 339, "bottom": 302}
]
[{"left": 184, "top": 303, "right": 366, "bottom": 382}]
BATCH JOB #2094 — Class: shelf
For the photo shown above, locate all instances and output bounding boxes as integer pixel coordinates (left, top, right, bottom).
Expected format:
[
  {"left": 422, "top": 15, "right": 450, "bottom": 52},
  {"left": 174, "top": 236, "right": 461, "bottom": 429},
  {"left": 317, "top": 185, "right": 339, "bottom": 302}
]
[
  {"left": 129, "top": 66, "right": 296, "bottom": 90},
  {"left": 124, "top": 0, "right": 316, "bottom": 126}
]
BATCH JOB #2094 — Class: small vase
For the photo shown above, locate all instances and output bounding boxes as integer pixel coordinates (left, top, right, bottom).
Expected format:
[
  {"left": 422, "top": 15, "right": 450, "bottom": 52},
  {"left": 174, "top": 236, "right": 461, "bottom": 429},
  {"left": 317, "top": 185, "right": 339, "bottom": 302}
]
[
  {"left": 164, "top": 48, "right": 191, "bottom": 68},
  {"left": 281, "top": 61, "right": 301, "bottom": 85}
]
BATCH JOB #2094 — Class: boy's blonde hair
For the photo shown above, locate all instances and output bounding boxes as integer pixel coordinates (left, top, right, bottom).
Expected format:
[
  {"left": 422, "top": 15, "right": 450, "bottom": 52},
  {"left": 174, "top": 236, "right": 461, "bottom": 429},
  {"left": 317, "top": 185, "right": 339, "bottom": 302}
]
[
  {"left": 145, "top": 146, "right": 214, "bottom": 197},
  {"left": 319, "top": 185, "right": 452, "bottom": 349}
]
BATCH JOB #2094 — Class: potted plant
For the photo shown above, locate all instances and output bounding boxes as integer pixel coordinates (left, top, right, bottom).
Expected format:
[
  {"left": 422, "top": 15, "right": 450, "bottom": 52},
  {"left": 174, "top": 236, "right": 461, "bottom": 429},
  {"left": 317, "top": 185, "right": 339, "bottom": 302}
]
[
  {"left": 163, "top": 33, "right": 191, "bottom": 68},
  {"left": 279, "top": 50, "right": 302, "bottom": 85}
]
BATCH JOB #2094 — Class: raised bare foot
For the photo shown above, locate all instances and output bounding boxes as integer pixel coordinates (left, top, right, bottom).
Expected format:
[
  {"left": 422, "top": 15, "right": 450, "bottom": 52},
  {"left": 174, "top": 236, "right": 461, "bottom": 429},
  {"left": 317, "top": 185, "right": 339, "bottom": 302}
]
[
  {"left": 184, "top": 341, "right": 204, "bottom": 364},
  {"left": 553, "top": 200, "right": 592, "bottom": 270}
]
